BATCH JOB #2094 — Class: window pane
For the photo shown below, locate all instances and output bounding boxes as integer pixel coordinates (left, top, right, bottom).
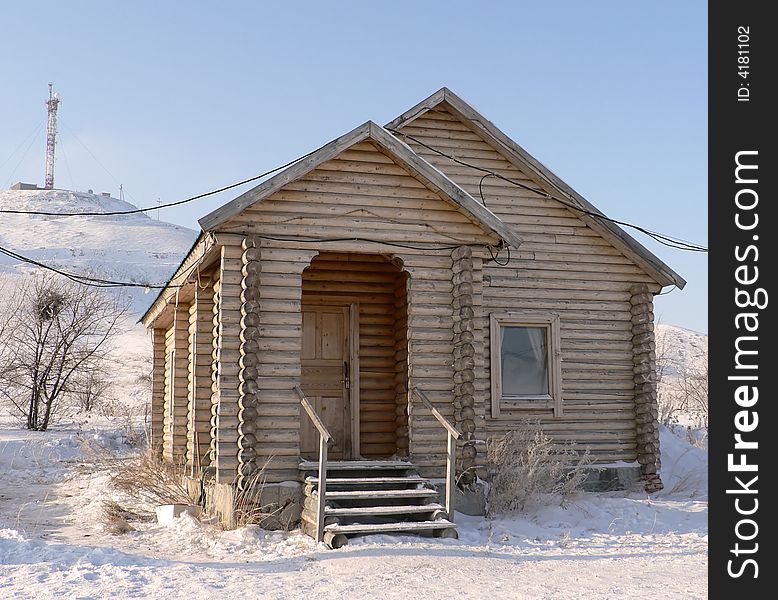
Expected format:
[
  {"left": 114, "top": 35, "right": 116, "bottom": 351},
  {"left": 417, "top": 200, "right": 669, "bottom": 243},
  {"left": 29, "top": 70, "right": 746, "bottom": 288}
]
[{"left": 501, "top": 326, "right": 548, "bottom": 396}]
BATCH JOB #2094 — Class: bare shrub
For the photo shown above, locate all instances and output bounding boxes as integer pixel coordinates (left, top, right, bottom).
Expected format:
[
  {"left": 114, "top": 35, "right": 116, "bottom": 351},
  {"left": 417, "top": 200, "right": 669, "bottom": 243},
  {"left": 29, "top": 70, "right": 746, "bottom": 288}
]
[
  {"left": 486, "top": 422, "right": 591, "bottom": 515},
  {"left": 113, "top": 449, "right": 195, "bottom": 508},
  {"left": 203, "top": 460, "right": 290, "bottom": 530},
  {"left": 232, "top": 467, "right": 277, "bottom": 528},
  {"left": 72, "top": 369, "right": 114, "bottom": 413},
  {"left": 98, "top": 399, "right": 147, "bottom": 447},
  {"left": 79, "top": 444, "right": 196, "bottom": 516},
  {"left": 102, "top": 500, "right": 138, "bottom": 535}
]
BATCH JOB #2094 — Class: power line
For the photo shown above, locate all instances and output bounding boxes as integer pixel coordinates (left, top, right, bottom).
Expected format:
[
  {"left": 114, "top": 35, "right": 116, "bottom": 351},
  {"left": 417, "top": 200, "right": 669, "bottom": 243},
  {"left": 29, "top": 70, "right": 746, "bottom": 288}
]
[
  {"left": 0, "top": 231, "right": 508, "bottom": 291},
  {"left": 0, "top": 146, "right": 321, "bottom": 217},
  {"left": 3, "top": 126, "right": 707, "bottom": 253},
  {"left": 389, "top": 129, "right": 708, "bottom": 253},
  {"left": 0, "top": 243, "right": 181, "bottom": 289}
]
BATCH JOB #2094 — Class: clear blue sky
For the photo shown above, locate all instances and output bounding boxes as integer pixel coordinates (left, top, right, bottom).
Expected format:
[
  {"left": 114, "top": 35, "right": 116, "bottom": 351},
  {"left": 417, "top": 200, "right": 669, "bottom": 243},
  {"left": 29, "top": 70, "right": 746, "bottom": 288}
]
[{"left": 1, "top": 1, "right": 707, "bottom": 332}]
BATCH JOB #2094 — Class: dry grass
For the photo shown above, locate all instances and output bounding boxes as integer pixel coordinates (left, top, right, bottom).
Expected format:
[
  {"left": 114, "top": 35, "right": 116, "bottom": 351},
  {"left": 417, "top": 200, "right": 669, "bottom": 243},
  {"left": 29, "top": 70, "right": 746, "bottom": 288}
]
[
  {"left": 206, "top": 460, "right": 291, "bottom": 530},
  {"left": 109, "top": 447, "right": 196, "bottom": 508},
  {"left": 232, "top": 467, "right": 274, "bottom": 528},
  {"left": 80, "top": 441, "right": 196, "bottom": 515},
  {"left": 486, "top": 421, "right": 592, "bottom": 515},
  {"left": 102, "top": 500, "right": 138, "bottom": 535}
]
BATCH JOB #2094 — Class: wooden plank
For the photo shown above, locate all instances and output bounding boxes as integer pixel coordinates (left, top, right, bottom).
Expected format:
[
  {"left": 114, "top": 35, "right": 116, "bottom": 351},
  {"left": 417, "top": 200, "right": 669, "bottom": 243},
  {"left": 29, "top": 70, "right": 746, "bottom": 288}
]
[
  {"left": 324, "top": 520, "right": 454, "bottom": 535},
  {"left": 386, "top": 88, "right": 684, "bottom": 287}
]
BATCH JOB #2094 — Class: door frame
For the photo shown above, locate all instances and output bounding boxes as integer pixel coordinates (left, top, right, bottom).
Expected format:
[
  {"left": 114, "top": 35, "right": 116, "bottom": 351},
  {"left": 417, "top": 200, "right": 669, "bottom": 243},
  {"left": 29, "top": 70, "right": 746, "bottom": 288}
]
[{"left": 300, "top": 297, "right": 360, "bottom": 459}]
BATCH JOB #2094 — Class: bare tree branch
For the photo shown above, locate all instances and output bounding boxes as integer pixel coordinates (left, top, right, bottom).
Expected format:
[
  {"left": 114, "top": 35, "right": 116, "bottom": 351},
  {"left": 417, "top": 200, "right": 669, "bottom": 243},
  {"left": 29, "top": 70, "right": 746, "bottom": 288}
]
[{"left": 0, "top": 272, "right": 128, "bottom": 430}]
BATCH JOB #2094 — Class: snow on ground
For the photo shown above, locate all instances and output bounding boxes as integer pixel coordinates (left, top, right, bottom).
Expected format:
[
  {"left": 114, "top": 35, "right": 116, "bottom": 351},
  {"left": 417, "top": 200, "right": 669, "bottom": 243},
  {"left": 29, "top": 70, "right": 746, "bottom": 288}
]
[
  {"left": 0, "top": 415, "right": 708, "bottom": 599},
  {"left": 0, "top": 190, "right": 707, "bottom": 598}
]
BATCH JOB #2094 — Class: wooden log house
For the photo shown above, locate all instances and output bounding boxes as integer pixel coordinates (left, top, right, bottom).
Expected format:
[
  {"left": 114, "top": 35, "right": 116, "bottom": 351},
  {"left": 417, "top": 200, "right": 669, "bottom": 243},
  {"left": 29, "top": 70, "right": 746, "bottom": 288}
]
[{"left": 141, "top": 89, "right": 684, "bottom": 546}]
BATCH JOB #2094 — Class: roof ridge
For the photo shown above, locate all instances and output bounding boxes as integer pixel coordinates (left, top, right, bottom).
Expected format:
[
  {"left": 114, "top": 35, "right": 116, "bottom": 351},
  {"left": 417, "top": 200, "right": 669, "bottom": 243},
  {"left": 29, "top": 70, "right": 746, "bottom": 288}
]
[{"left": 386, "top": 88, "right": 685, "bottom": 288}]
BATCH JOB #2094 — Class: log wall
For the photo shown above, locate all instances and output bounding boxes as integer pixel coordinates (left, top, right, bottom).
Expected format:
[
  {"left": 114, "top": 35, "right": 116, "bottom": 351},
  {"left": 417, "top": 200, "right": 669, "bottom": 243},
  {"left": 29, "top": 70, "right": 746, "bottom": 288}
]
[
  {"left": 150, "top": 327, "right": 166, "bottom": 454},
  {"left": 398, "top": 107, "right": 662, "bottom": 462},
  {"left": 163, "top": 304, "right": 189, "bottom": 463},
  {"left": 214, "top": 141, "right": 496, "bottom": 480},
  {"left": 211, "top": 245, "right": 244, "bottom": 483},
  {"left": 187, "top": 281, "right": 215, "bottom": 470}
]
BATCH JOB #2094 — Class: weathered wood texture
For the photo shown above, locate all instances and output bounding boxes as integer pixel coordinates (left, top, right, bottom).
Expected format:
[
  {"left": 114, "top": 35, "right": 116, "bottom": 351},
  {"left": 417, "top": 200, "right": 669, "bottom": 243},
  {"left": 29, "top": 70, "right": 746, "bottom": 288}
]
[
  {"left": 450, "top": 245, "right": 481, "bottom": 482},
  {"left": 398, "top": 107, "right": 663, "bottom": 461},
  {"left": 237, "top": 237, "right": 262, "bottom": 489},
  {"left": 302, "top": 252, "right": 407, "bottom": 458},
  {"left": 218, "top": 142, "right": 495, "bottom": 248},
  {"left": 630, "top": 284, "right": 663, "bottom": 492},
  {"left": 387, "top": 88, "right": 684, "bottom": 288},
  {"left": 163, "top": 304, "right": 189, "bottom": 463},
  {"left": 186, "top": 280, "right": 214, "bottom": 470},
  {"left": 208, "top": 274, "right": 221, "bottom": 467},
  {"left": 150, "top": 327, "right": 166, "bottom": 454},
  {"left": 394, "top": 271, "right": 410, "bottom": 456},
  {"left": 211, "top": 245, "right": 244, "bottom": 483},
  {"left": 213, "top": 141, "right": 498, "bottom": 479}
]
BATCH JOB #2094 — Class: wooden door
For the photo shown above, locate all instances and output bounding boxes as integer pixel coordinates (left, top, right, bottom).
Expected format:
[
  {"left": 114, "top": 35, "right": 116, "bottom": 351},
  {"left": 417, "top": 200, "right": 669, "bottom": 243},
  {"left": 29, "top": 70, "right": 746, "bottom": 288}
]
[{"left": 301, "top": 304, "right": 352, "bottom": 459}]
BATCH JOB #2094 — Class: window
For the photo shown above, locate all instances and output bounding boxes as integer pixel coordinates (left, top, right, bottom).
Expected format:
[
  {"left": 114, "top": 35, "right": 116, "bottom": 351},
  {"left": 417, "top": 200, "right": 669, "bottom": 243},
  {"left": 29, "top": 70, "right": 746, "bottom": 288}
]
[{"left": 490, "top": 313, "right": 562, "bottom": 418}]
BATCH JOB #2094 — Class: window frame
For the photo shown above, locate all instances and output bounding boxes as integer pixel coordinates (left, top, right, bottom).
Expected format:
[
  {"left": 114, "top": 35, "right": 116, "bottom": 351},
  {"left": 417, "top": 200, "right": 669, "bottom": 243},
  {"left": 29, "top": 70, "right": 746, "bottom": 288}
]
[{"left": 490, "top": 313, "right": 563, "bottom": 418}]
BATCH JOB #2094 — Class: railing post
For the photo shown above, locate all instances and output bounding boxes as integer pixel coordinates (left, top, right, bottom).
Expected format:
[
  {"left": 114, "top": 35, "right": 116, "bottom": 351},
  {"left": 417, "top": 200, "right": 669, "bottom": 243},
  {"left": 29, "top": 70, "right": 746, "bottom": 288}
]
[
  {"left": 317, "top": 434, "right": 328, "bottom": 542},
  {"left": 412, "top": 386, "right": 460, "bottom": 523},
  {"left": 445, "top": 432, "right": 456, "bottom": 522}
]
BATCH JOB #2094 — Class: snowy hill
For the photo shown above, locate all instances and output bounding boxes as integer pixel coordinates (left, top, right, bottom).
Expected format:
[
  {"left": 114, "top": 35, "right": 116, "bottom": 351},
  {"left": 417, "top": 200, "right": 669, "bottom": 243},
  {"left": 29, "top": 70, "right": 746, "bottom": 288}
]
[
  {"left": 0, "top": 188, "right": 197, "bottom": 312},
  {"left": 655, "top": 323, "right": 708, "bottom": 377},
  {"left": 655, "top": 323, "right": 708, "bottom": 428}
]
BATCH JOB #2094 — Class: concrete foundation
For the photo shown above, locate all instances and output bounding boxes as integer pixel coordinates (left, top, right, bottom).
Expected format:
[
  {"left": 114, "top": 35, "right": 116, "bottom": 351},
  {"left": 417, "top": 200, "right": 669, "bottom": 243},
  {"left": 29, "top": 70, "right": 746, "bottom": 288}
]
[
  {"left": 203, "top": 480, "right": 303, "bottom": 529},
  {"left": 580, "top": 464, "right": 642, "bottom": 492}
]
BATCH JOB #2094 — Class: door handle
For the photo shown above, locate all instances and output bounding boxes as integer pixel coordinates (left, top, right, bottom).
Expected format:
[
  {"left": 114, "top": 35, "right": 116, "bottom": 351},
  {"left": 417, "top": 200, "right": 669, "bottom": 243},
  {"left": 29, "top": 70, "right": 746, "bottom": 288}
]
[{"left": 344, "top": 361, "right": 350, "bottom": 389}]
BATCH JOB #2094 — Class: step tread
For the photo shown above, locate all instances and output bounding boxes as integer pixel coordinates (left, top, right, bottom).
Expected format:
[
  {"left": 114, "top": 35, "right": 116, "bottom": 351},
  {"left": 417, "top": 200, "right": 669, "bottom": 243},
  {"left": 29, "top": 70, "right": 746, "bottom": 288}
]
[
  {"left": 299, "top": 460, "right": 414, "bottom": 471},
  {"left": 325, "top": 520, "right": 455, "bottom": 534},
  {"left": 324, "top": 503, "right": 444, "bottom": 516},
  {"left": 306, "top": 476, "right": 426, "bottom": 485},
  {"left": 323, "top": 488, "right": 439, "bottom": 500}
]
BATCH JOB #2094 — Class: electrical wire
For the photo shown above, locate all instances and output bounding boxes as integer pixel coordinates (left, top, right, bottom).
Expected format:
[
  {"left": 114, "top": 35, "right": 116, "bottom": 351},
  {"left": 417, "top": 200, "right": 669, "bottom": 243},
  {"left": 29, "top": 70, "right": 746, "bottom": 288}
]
[
  {"left": 478, "top": 174, "right": 492, "bottom": 209},
  {"left": 1, "top": 125, "right": 697, "bottom": 289},
  {"left": 0, "top": 243, "right": 186, "bottom": 289},
  {"left": 388, "top": 129, "right": 708, "bottom": 253},
  {"left": 0, "top": 146, "right": 321, "bottom": 217},
  {"left": 0, "top": 228, "right": 505, "bottom": 291},
  {"left": 215, "top": 231, "right": 483, "bottom": 252},
  {"left": 3, "top": 126, "right": 707, "bottom": 253}
]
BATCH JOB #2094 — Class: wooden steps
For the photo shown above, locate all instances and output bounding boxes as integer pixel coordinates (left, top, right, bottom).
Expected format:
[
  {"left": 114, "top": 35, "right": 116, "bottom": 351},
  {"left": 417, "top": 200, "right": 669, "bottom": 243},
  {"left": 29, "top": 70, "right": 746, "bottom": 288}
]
[
  {"left": 299, "top": 458, "right": 457, "bottom": 548},
  {"left": 305, "top": 476, "right": 426, "bottom": 485},
  {"left": 322, "top": 488, "right": 439, "bottom": 500},
  {"left": 325, "top": 520, "right": 457, "bottom": 535},
  {"left": 298, "top": 459, "right": 413, "bottom": 471},
  {"left": 322, "top": 503, "right": 445, "bottom": 517}
]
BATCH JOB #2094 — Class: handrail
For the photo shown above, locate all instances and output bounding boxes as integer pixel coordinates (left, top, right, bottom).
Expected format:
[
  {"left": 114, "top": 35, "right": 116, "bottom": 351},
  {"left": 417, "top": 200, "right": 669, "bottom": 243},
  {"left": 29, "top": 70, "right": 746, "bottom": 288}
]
[
  {"left": 411, "top": 386, "right": 460, "bottom": 522},
  {"left": 412, "top": 387, "right": 461, "bottom": 439},
  {"left": 294, "top": 384, "right": 332, "bottom": 543},
  {"left": 295, "top": 385, "right": 333, "bottom": 442}
]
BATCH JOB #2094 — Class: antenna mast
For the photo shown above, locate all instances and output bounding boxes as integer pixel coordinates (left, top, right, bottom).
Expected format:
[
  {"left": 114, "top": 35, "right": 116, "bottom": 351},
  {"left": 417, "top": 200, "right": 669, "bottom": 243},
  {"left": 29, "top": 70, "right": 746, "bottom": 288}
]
[{"left": 44, "top": 83, "right": 60, "bottom": 190}]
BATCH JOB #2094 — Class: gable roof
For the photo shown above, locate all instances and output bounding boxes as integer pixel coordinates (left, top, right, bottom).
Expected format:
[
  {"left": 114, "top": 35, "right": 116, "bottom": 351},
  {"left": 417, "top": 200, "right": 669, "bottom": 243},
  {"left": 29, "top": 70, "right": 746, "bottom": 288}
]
[
  {"left": 198, "top": 120, "right": 522, "bottom": 249},
  {"left": 386, "top": 88, "right": 686, "bottom": 289}
]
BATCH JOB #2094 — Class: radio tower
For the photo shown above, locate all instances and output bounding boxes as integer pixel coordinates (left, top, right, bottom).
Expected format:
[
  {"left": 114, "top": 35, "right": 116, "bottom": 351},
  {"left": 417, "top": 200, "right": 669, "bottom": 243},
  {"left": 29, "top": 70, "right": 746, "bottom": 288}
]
[{"left": 44, "top": 83, "right": 60, "bottom": 190}]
